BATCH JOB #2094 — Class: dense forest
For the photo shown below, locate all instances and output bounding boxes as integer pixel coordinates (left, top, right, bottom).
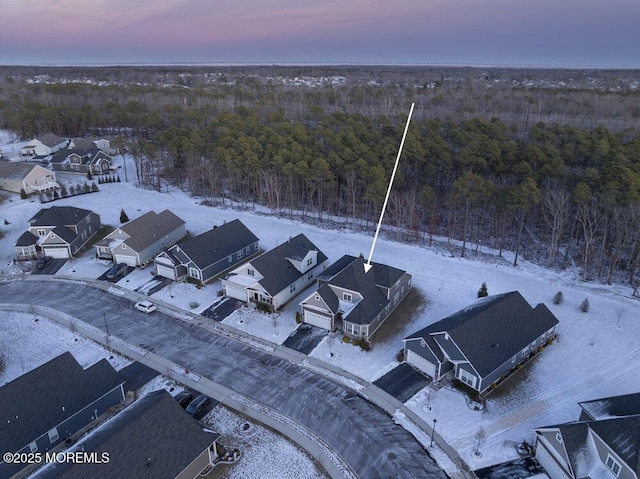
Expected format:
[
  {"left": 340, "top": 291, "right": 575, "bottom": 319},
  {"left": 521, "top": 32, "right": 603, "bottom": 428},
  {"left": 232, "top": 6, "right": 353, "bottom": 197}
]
[{"left": 2, "top": 65, "right": 640, "bottom": 286}]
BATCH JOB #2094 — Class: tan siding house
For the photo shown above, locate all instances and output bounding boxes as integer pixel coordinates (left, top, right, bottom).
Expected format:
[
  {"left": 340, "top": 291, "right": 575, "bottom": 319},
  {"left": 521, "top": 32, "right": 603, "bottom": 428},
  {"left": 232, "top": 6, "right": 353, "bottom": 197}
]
[{"left": 0, "top": 162, "right": 58, "bottom": 194}]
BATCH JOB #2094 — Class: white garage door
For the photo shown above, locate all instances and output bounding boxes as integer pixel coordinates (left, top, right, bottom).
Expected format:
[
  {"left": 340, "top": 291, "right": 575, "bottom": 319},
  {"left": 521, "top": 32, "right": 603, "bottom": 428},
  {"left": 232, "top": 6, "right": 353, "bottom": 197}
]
[
  {"left": 43, "top": 247, "right": 70, "bottom": 259},
  {"left": 407, "top": 349, "right": 436, "bottom": 378},
  {"left": 224, "top": 283, "right": 248, "bottom": 301},
  {"left": 534, "top": 441, "right": 565, "bottom": 479},
  {"left": 114, "top": 254, "right": 137, "bottom": 267},
  {"left": 304, "top": 310, "right": 332, "bottom": 330},
  {"left": 156, "top": 264, "right": 176, "bottom": 280}
]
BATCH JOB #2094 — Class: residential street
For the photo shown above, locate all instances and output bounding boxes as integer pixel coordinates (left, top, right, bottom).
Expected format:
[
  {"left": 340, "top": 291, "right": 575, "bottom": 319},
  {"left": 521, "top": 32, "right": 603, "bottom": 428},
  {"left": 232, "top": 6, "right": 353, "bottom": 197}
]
[{"left": 0, "top": 279, "right": 446, "bottom": 479}]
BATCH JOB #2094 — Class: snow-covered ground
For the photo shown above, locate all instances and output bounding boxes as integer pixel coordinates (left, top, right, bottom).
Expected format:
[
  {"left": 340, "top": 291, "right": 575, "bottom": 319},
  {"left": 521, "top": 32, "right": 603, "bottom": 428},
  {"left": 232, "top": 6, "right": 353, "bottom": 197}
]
[{"left": 2, "top": 130, "right": 640, "bottom": 469}]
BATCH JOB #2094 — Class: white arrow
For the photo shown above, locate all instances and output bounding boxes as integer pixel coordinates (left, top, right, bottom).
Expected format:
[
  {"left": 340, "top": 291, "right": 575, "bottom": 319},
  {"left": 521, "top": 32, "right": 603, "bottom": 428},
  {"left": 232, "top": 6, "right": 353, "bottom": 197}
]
[{"left": 364, "top": 102, "right": 415, "bottom": 273}]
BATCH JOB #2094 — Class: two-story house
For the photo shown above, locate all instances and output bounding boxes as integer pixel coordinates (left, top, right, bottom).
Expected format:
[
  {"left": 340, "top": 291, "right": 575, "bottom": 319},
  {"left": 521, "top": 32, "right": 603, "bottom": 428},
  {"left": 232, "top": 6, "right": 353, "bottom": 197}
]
[
  {"left": 299, "top": 255, "right": 412, "bottom": 341},
  {"left": 21, "top": 133, "right": 68, "bottom": 156},
  {"left": 403, "top": 291, "right": 559, "bottom": 393},
  {"left": 221, "top": 233, "right": 328, "bottom": 311},
  {"left": 14, "top": 206, "right": 101, "bottom": 259},
  {"left": 155, "top": 219, "right": 259, "bottom": 284},
  {"left": 0, "top": 162, "right": 58, "bottom": 195},
  {"left": 95, "top": 210, "right": 186, "bottom": 266},
  {"left": 50, "top": 147, "right": 113, "bottom": 175},
  {"left": 534, "top": 392, "right": 640, "bottom": 479}
]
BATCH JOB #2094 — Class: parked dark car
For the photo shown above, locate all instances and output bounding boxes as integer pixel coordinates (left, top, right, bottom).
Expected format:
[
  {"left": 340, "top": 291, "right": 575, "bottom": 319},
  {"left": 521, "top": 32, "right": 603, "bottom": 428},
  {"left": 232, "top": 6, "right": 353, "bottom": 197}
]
[
  {"left": 174, "top": 391, "right": 193, "bottom": 409},
  {"left": 185, "top": 394, "right": 211, "bottom": 419},
  {"left": 106, "top": 263, "right": 128, "bottom": 279},
  {"left": 36, "top": 256, "right": 53, "bottom": 269}
]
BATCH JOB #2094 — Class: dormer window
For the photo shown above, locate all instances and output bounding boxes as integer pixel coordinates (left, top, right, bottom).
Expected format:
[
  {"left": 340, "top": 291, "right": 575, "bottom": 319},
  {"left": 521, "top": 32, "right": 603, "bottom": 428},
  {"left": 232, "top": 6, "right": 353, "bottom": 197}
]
[
  {"left": 306, "top": 258, "right": 313, "bottom": 267},
  {"left": 605, "top": 454, "right": 621, "bottom": 477},
  {"left": 38, "top": 229, "right": 46, "bottom": 236},
  {"left": 343, "top": 293, "right": 352, "bottom": 302},
  {"left": 248, "top": 269, "right": 254, "bottom": 277}
]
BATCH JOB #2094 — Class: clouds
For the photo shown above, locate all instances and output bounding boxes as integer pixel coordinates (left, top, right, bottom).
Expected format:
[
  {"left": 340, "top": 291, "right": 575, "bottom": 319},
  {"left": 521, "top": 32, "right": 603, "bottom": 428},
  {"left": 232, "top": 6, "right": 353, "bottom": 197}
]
[{"left": 0, "top": 0, "right": 638, "bottom": 66}]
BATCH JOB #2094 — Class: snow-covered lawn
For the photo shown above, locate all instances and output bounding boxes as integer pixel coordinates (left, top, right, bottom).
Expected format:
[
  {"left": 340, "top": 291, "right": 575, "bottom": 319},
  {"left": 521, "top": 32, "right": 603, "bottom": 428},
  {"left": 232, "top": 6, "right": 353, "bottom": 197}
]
[
  {"left": 2, "top": 130, "right": 640, "bottom": 469},
  {"left": 151, "top": 280, "right": 219, "bottom": 314},
  {"left": 202, "top": 406, "right": 327, "bottom": 479},
  {"left": 222, "top": 303, "right": 298, "bottom": 345},
  {"left": 0, "top": 311, "right": 132, "bottom": 386}
]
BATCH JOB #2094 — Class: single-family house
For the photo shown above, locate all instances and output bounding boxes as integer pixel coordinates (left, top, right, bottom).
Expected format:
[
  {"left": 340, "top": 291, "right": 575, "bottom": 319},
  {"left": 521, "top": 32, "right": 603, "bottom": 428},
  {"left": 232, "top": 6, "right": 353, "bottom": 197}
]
[
  {"left": 0, "top": 352, "right": 125, "bottom": 479},
  {"left": 69, "top": 137, "right": 119, "bottom": 155},
  {"left": 299, "top": 255, "right": 412, "bottom": 341},
  {"left": 95, "top": 210, "right": 186, "bottom": 266},
  {"left": 50, "top": 147, "right": 113, "bottom": 175},
  {"left": 0, "top": 162, "right": 58, "bottom": 194},
  {"left": 38, "top": 390, "right": 221, "bottom": 479},
  {"left": 155, "top": 219, "right": 259, "bottom": 284},
  {"left": 221, "top": 233, "right": 328, "bottom": 311},
  {"left": 21, "top": 133, "right": 68, "bottom": 156},
  {"left": 14, "top": 206, "right": 101, "bottom": 259},
  {"left": 534, "top": 392, "right": 640, "bottom": 479},
  {"left": 403, "top": 291, "right": 559, "bottom": 393}
]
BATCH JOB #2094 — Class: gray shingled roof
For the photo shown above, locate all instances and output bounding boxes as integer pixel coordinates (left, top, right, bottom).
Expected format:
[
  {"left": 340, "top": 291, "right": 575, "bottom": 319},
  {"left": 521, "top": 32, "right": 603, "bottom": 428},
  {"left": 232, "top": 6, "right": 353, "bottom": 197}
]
[
  {"left": 317, "top": 283, "right": 340, "bottom": 313},
  {"left": 50, "top": 148, "right": 110, "bottom": 166},
  {"left": 120, "top": 210, "right": 185, "bottom": 253},
  {"left": 0, "top": 352, "right": 124, "bottom": 456},
  {"left": 37, "top": 133, "right": 66, "bottom": 148},
  {"left": 29, "top": 206, "right": 93, "bottom": 227},
  {"left": 252, "top": 233, "right": 327, "bottom": 296},
  {"left": 0, "top": 161, "right": 43, "bottom": 180},
  {"left": 43, "top": 391, "right": 219, "bottom": 479},
  {"left": 407, "top": 292, "right": 559, "bottom": 377},
  {"left": 49, "top": 225, "right": 77, "bottom": 244},
  {"left": 579, "top": 392, "right": 640, "bottom": 420},
  {"left": 170, "top": 219, "right": 258, "bottom": 269},
  {"left": 70, "top": 138, "right": 97, "bottom": 149},
  {"left": 14, "top": 230, "right": 38, "bottom": 247}
]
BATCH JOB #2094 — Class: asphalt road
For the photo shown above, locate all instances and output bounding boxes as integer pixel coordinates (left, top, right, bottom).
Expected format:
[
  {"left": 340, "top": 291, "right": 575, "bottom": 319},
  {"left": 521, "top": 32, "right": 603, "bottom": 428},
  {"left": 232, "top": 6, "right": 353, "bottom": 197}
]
[{"left": 0, "top": 280, "right": 446, "bottom": 479}]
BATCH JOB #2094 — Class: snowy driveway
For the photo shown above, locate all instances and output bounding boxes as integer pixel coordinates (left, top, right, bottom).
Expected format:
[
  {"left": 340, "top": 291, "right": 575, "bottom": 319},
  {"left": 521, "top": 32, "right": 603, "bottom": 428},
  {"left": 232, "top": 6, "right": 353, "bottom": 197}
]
[{"left": 0, "top": 279, "right": 446, "bottom": 479}]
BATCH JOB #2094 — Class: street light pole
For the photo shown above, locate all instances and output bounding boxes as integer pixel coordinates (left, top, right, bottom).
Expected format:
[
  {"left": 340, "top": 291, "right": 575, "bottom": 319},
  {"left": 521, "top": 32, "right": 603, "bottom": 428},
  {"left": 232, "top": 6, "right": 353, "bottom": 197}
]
[
  {"left": 103, "top": 313, "right": 110, "bottom": 336},
  {"left": 430, "top": 419, "right": 437, "bottom": 447}
]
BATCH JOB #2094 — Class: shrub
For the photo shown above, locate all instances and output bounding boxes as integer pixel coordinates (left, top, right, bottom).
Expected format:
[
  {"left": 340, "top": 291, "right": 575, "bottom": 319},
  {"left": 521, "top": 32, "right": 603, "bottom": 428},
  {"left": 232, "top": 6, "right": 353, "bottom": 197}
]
[
  {"left": 256, "top": 302, "right": 271, "bottom": 313},
  {"left": 20, "top": 188, "right": 28, "bottom": 199},
  {"left": 120, "top": 209, "right": 129, "bottom": 223},
  {"left": 69, "top": 185, "right": 76, "bottom": 195},
  {"left": 87, "top": 171, "right": 93, "bottom": 180},
  {"left": 91, "top": 182, "right": 99, "bottom": 192},
  {"left": 553, "top": 291, "right": 563, "bottom": 305},
  {"left": 53, "top": 190, "right": 59, "bottom": 199},
  {"left": 580, "top": 298, "right": 590, "bottom": 313},
  {"left": 3, "top": 219, "right": 8, "bottom": 225},
  {"left": 342, "top": 335, "right": 351, "bottom": 343},
  {"left": 217, "top": 290, "right": 224, "bottom": 297},
  {"left": 189, "top": 301, "right": 199, "bottom": 309},
  {"left": 117, "top": 176, "right": 121, "bottom": 182},
  {"left": 295, "top": 312, "right": 302, "bottom": 324},
  {"left": 82, "top": 183, "right": 90, "bottom": 194},
  {"left": 358, "top": 340, "right": 371, "bottom": 351},
  {"left": 396, "top": 349, "right": 405, "bottom": 362},
  {"left": 60, "top": 185, "right": 68, "bottom": 197},
  {"left": 477, "top": 282, "right": 488, "bottom": 298}
]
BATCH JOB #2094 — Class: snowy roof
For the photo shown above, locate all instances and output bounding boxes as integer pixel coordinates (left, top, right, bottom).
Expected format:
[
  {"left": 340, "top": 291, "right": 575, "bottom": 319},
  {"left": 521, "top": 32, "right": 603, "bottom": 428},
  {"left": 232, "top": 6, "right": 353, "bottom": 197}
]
[
  {"left": 36, "top": 133, "right": 65, "bottom": 147},
  {"left": 118, "top": 210, "right": 185, "bottom": 253},
  {"left": 40, "top": 390, "right": 219, "bottom": 479},
  {"left": 29, "top": 206, "right": 95, "bottom": 227},
  {"left": 0, "top": 352, "right": 123, "bottom": 456},
  {"left": 0, "top": 161, "right": 43, "bottom": 180},
  {"left": 579, "top": 392, "right": 640, "bottom": 420},
  {"left": 14, "top": 230, "right": 38, "bottom": 247},
  {"left": 406, "top": 292, "right": 559, "bottom": 377}
]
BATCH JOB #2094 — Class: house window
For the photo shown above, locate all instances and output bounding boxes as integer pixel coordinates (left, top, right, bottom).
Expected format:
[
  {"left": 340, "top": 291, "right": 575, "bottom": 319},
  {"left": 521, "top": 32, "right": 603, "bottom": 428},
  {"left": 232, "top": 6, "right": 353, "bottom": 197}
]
[
  {"left": 401, "top": 286, "right": 405, "bottom": 295},
  {"left": 228, "top": 255, "right": 232, "bottom": 263},
  {"left": 306, "top": 258, "right": 313, "bottom": 267},
  {"left": 238, "top": 249, "right": 244, "bottom": 259},
  {"left": 556, "top": 432, "right": 563, "bottom": 443},
  {"left": 346, "top": 323, "right": 359, "bottom": 336},
  {"left": 511, "top": 354, "right": 517, "bottom": 363},
  {"left": 521, "top": 346, "right": 528, "bottom": 357},
  {"left": 343, "top": 293, "right": 352, "bottom": 302},
  {"left": 245, "top": 246, "right": 250, "bottom": 254},
  {"left": 122, "top": 244, "right": 127, "bottom": 249},
  {"left": 307, "top": 272, "right": 313, "bottom": 280},
  {"left": 605, "top": 454, "right": 621, "bottom": 477},
  {"left": 315, "top": 294, "right": 320, "bottom": 301},
  {"left": 38, "top": 229, "right": 46, "bottom": 236},
  {"left": 290, "top": 284, "right": 296, "bottom": 293},
  {"left": 394, "top": 292, "right": 400, "bottom": 303},
  {"left": 48, "top": 428, "right": 59, "bottom": 443},
  {"left": 29, "top": 442, "right": 38, "bottom": 453},
  {"left": 458, "top": 369, "right": 477, "bottom": 389},
  {"left": 189, "top": 267, "right": 200, "bottom": 279},
  {"left": 248, "top": 269, "right": 254, "bottom": 277}
]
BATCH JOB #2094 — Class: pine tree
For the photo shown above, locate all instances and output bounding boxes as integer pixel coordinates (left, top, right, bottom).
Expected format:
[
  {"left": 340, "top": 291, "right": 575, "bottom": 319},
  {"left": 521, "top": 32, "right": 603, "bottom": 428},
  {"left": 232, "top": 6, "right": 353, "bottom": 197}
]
[
  {"left": 60, "top": 185, "right": 68, "bottom": 197},
  {"left": 87, "top": 170, "right": 93, "bottom": 180},
  {"left": 580, "top": 298, "right": 590, "bottom": 313},
  {"left": 91, "top": 182, "right": 99, "bottom": 192},
  {"left": 477, "top": 282, "right": 488, "bottom": 298},
  {"left": 553, "top": 291, "right": 563, "bottom": 305},
  {"left": 20, "top": 188, "right": 27, "bottom": 199},
  {"left": 120, "top": 209, "right": 129, "bottom": 223}
]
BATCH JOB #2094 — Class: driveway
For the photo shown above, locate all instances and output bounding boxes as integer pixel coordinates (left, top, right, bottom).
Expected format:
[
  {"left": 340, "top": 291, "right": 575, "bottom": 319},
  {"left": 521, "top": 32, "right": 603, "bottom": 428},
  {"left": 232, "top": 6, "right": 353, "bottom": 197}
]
[
  {"left": 118, "top": 361, "right": 160, "bottom": 393},
  {"left": 374, "top": 363, "right": 433, "bottom": 403},
  {"left": 97, "top": 265, "right": 135, "bottom": 283},
  {"left": 0, "top": 279, "right": 446, "bottom": 479},
  {"left": 201, "top": 297, "right": 241, "bottom": 322},
  {"left": 30, "top": 258, "right": 67, "bottom": 275},
  {"left": 283, "top": 323, "right": 328, "bottom": 354},
  {"left": 475, "top": 457, "right": 545, "bottom": 479}
]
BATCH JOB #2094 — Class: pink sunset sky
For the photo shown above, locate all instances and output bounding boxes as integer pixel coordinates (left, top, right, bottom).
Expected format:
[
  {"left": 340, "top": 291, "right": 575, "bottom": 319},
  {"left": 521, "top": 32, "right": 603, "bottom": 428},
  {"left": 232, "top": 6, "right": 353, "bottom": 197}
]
[{"left": 1, "top": 0, "right": 639, "bottom": 66}]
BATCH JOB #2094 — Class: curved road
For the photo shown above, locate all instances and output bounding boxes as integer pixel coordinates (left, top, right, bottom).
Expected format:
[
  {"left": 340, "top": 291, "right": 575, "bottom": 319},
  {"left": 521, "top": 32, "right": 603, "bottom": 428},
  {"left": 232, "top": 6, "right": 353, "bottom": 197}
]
[{"left": 0, "top": 280, "right": 446, "bottom": 479}]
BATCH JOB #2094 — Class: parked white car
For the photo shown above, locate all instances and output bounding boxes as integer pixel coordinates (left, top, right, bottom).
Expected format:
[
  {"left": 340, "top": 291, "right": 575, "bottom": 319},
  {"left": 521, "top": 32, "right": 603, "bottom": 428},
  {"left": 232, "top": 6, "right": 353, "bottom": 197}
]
[{"left": 134, "top": 300, "right": 157, "bottom": 313}]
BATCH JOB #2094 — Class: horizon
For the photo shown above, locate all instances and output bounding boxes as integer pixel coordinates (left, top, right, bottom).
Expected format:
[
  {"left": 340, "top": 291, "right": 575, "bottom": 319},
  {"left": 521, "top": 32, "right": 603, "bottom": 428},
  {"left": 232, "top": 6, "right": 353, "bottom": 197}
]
[{"left": 1, "top": 1, "right": 639, "bottom": 68}]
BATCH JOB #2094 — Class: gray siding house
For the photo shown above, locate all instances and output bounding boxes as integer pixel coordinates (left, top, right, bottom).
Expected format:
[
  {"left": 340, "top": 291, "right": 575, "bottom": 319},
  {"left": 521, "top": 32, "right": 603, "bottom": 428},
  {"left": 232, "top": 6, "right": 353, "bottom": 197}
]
[
  {"left": 21, "top": 133, "right": 68, "bottom": 156},
  {"left": 0, "top": 352, "right": 125, "bottom": 479},
  {"left": 14, "top": 206, "right": 101, "bottom": 259},
  {"left": 221, "top": 233, "right": 328, "bottom": 311},
  {"left": 534, "top": 392, "right": 640, "bottom": 479},
  {"left": 299, "top": 255, "right": 412, "bottom": 341},
  {"left": 39, "top": 390, "right": 221, "bottom": 479},
  {"left": 95, "top": 210, "right": 186, "bottom": 266},
  {"left": 50, "top": 148, "right": 113, "bottom": 175},
  {"left": 404, "top": 291, "right": 559, "bottom": 393},
  {"left": 155, "top": 219, "right": 259, "bottom": 284}
]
